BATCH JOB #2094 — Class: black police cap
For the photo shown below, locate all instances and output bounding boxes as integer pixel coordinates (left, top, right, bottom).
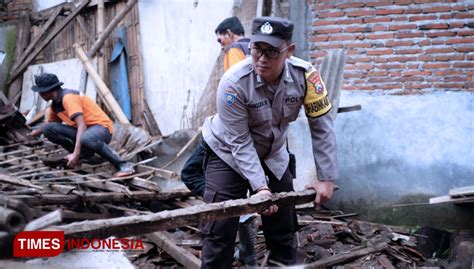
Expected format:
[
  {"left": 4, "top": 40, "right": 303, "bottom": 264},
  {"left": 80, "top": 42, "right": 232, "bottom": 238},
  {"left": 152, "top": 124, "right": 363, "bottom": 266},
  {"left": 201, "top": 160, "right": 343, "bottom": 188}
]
[{"left": 250, "top": 16, "right": 294, "bottom": 48}]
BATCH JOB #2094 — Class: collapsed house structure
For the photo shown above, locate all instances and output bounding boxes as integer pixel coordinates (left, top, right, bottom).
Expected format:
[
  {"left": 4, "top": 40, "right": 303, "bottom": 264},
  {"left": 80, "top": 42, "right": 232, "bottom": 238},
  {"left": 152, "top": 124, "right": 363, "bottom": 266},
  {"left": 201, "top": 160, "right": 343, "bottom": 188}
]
[{"left": 0, "top": 0, "right": 473, "bottom": 268}]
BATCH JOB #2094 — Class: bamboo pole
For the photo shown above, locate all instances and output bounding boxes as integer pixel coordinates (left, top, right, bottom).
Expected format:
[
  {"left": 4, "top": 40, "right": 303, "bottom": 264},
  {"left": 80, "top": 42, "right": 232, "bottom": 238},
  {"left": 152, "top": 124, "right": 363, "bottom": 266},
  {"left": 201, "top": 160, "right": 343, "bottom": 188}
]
[
  {"left": 74, "top": 43, "right": 130, "bottom": 124},
  {"left": 96, "top": 0, "right": 106, "bottom": 80}
]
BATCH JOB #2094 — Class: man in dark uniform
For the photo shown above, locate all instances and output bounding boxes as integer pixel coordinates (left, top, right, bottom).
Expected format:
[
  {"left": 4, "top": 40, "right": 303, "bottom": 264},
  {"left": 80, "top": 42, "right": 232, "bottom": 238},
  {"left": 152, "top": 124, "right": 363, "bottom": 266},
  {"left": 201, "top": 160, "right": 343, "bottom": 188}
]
[
  {"left": 200, "top": 16, "right": 337, "bottom": 268},
  {"left": 29, "top": 73, "right": 134, "bottom": 177}
]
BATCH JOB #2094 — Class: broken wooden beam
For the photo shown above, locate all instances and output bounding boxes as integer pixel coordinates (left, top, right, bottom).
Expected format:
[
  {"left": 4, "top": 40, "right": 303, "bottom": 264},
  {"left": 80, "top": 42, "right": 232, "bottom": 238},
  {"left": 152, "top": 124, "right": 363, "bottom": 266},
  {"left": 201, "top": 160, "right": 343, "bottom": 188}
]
[
  {"left": 9, "top": 190, "right": 192, "bottom": 206},
  {"left": 24, "top": 209, "right": 62, "bottom": 231},
  {"left": 53, "top": 190, "right": 317, "bottom": 239},
  {"left": 304, "top": 242, "right": 389, "bottom": 268},
  {"left": 74, "top": 43, "right": 130, "bottom": 124},
  {"left": 7, "top": 0, "right": 91, "bottom": 85}
]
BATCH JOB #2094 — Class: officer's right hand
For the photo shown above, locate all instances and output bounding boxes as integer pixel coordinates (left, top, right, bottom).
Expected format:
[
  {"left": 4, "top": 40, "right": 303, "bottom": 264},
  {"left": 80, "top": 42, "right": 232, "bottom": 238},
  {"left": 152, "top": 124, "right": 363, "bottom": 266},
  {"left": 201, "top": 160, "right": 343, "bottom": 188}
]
[{"left": 252, "top": 187, "right": 278, "bottom": 216}]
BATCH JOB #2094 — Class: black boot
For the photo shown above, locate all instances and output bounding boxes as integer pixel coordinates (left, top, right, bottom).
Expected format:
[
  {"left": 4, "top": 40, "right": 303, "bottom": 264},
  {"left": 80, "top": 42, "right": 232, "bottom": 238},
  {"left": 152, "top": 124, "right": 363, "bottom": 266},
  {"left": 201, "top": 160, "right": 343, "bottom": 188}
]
[{"left": 96, "top": 144, "right": 134, "bottom": 177}]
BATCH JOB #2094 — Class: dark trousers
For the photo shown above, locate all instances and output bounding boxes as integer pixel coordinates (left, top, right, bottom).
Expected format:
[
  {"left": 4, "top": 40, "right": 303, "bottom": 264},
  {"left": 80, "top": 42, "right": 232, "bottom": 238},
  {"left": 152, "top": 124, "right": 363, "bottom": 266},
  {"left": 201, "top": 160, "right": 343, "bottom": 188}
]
[
  {"left": 201, "top": 152, "right": 297, "bottom": 269},
  {"left": 180, "top": 140, "right": 207, "bottom": 196},
  {"left": 43, "top": 123, "right": 111, "bottom": 157}
]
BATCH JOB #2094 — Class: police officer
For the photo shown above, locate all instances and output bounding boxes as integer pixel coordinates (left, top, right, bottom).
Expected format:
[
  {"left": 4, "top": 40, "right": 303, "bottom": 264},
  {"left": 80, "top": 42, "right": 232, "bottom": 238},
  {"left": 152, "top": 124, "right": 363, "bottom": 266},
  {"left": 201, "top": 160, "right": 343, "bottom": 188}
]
[{"left": 200, "top": 16, "right": 337, "bottom": 267}]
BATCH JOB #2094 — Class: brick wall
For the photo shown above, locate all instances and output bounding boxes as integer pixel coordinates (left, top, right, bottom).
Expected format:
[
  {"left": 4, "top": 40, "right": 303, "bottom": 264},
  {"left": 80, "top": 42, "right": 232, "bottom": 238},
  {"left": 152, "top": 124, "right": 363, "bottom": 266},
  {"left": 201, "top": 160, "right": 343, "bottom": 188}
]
[
  {"left": 0, "top": 0, "right": 32, "bottom": 23},
  {"left": 308, "top": 0, "right": 474, "bottom": 92}
]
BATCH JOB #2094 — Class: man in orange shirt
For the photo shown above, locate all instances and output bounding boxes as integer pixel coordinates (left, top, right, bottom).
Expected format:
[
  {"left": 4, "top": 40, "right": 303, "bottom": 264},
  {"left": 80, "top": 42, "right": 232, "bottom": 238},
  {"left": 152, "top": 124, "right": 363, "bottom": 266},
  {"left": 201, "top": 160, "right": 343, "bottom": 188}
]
[
  {"left": 29, "top": 73, "right": 134, "bottom": 177},
  {"left": 215, "top": 16, "right": 250, "bottom": 71}
]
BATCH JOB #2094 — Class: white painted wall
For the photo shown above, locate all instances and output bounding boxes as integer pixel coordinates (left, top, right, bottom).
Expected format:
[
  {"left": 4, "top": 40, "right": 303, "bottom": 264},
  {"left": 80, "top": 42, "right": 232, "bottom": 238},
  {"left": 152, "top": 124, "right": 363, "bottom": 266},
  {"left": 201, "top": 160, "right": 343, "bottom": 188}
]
[
  {"left": 138, "top": 0, "right": 234, "bottom": 135},
  {"left": 289, "top": 91, "right": 473, "bottom": 204}
]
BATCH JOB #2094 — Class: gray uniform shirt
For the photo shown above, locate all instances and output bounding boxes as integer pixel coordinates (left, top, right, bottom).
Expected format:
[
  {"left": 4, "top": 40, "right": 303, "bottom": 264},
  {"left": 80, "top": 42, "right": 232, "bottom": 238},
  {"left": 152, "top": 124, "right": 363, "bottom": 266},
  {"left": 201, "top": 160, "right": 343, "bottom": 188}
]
[{"left": 202, "top": 56, "right": 337, "bottom": 191}]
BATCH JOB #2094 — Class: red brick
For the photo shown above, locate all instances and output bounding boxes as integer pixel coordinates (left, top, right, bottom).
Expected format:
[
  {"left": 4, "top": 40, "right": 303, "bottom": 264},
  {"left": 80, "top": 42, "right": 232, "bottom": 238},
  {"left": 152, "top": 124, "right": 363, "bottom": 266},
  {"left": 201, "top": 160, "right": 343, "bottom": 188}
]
[
  {"left": 456, "top": 46, "right": 474, "bottom": 53},
  {"left": 440, "top": 14, "right": 453, "bottom": 19},
  {"left": 394, "top": 0, "right": 412, "bottom": 5},
  {"left": 422, "top": 6, "right": 452, "bottom": 13},
  {"left": 346, "top": 10, "right": 374, "bottom": 17},
  {"left": 418, "top": 55, "right": 433, "bottom": 61},
  {"left": 466, "top": 82, "right": 474, "bottom": 88},
  {"left": 355, "top": 63, "right": 374, "bottom": 70},
  {"left": 393, "top": 16, "right": 408, "bottom": 22},
  {"left": 468, "top": 55, "right": 474, "bottom": 60},
  {"left": 345, "top": 26, "right": 372, "bottom": 33},
  {"left": 309, "top": 51, "right": 327, "bottom": 59},
  {"left": 379, "top": 83, "right": 403, "bottom": 89},
  {"left": 351, "top": 56, "right": 371, "bottom": 62},
  {"left": 404, "top": 8, "right": 422, "bottom": 14},
  {"left": 331, "top": 34, "right": 358, "bottom": 41},
  {"left": 405, "top": 83, "right": 431, "bottom": 89},
  {"left": 426, "top": 47, "right": 455, "bottom": 54},
  {"left": 400, "top": 76, "right": 425, "bottom": 82},
  {"left": 396, "top": 32, "right": 424, "bottom": 38},
  {"left": 368, "top": 77, "right": 392, "bottom": 83},
  {"left": 345, "top": 64, "right": 355, "bottom": 70},
  {"left": 434, "top": 55, "right": 465, "bottom": 61},
  {"left": 389, "top": 71, "right": 401, "bottom": 77},
  {"left": 449, "top": 22, "right": 465, "bottom": 28},
  {"left": 344, "top": 72, "right": 362, "bottom": 79},
  {"left": 394, "top": 49, "right": 422, "bottom": 54},
  {"left": 374, "top": 57, "right": 389, "bottom": 63},
  {"left": 319, "top": 11, "right": 345, "bottom": 18},
  {"left": 366, "top": 33, "right": 394, "bottom": 40},
  {"left": 363, "top": 17, "right": 391, "bottom": 23},
  {"left": 453, "top": 62, "right": 474, "bottom": 68},
  {"left": 315, "top": 27, "right": 343, "bottom": 34},
  {"left": 375, "top": 9, "right": 405, "bottom": 15},
  {"left": 367, "top": 1, "right": 394, "bottom": 7},
  {"left": 458, "top": 30, "right": 474, "bottom": 36},
  {"left": 358, "top": 85, "right": 376, "bottom": 90},
  {"left": 386, "top": 40, "right": 415, "bottom": 47},
  {"left": 409, "top": 15, "right": 437, "bottom": 22},
  {"left": 426, "top": 31, "right": 456, "bottom": 38},
  {"left": 316, "top": 43, "right": 344, "bottom": 49},
  {"left": 454, "top": 13, "right": 474, "bottom": 19},
  {"left": 367, "top": 49, "right": 393, "bottom": 55},
  {"left": 372, "top": 25, "right": 388, "bottom": 31},
  {"left": 389, "top": 56, "right": 417, "bottom": 62},
  {"left": 435, "top": 83, "right": 465, "bottom": 89},
  {"left": 432, "top": 40, "right": 445, "bottom": 45},
  {"left": 343, "top": 85, "right": 358, "bottom": 90},
  {"left": 346, "top": 42, "right": 372, "bottom": 48},
  {"left": 444, "top": 76, "right": 468, "bottom": 82},
  {"left": 418, "top": 40, "right": 431, "bottom": 46},
  {"left": 313, "top": 20, "right": 335, "bottom": 27},
  {"left": 402, "top": 70, "right": 431, "bottom": 76},
  {"left": 419, "top": 23, "right": 449, "bottom": 30},
  {"left": 308, "top": 35, "right": 329, "bottom": 42},
  {"left": 315, "top": 3, "right": 336, "bottom": 9},
  {"left": 377, "top": 63, "right": 405, "bottom": 69},
  {"left": 337, "top": 2, "right": 366, "bottom": 9},
  {"left": 423, "top": 63, "right": 451, "bottom": 69},
  {"left": 389, "top": 24, "right": 417, "bottom": 31},
  {"left": 447, "top": 38, "right": 474, "bottom": 45}
]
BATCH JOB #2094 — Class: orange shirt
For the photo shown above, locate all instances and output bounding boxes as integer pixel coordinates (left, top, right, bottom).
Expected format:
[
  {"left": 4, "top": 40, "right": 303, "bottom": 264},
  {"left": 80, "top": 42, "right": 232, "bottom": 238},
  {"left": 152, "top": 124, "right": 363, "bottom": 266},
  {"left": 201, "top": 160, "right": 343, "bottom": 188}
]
[
  {"left": 224, "top": 47, "right": 247, "bottom": 71},
  {"left": 47, "top": 89, "right": 113, "bottom": 133}
]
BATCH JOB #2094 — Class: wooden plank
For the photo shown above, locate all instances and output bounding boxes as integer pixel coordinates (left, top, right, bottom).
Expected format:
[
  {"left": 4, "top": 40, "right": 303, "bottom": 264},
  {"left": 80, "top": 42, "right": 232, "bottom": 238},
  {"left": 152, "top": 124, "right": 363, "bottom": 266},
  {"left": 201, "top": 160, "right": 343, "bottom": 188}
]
[
  {"left": 147, "top": 232, "right": 201, "bottom": 269},
  {"left": 24, "top": 209, "right": 62, "bottom": 231},
  {"left": 304, "top": 243, "right": 389, "bottom": 268},
  {"left": 53, "top": 190, "right": 317, "bottom": 239},
  {"left": 449, "top": 185, "right": 474, "bottom": 197},
  {"left": 136, "top": 164, "right": 178, "bottom": 180},
  {"left": 429, "top": 195, "right": 474, "bottom": 205},
  {"left": 7, "top": 0, "right": 91, "bottom": 85}
]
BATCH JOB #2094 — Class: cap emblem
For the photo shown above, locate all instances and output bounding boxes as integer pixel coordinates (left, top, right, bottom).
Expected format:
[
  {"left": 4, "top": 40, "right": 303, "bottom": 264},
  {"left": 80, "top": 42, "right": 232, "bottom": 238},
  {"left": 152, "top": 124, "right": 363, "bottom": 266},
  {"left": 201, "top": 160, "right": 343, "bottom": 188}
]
[{"left": 260, "top": 22, "right": 273, "bottom": 34}]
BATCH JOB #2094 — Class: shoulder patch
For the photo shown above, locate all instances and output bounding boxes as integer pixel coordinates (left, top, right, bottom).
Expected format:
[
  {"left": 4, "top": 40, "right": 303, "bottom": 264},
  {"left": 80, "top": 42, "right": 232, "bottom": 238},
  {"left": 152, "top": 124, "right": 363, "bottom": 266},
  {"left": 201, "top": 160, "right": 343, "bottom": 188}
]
[
  {"left": 223, "top": 89, "right": 237, "bottom": 106},
  {"left": 304, "top": 69, "right": 332, "bottom": 118}
]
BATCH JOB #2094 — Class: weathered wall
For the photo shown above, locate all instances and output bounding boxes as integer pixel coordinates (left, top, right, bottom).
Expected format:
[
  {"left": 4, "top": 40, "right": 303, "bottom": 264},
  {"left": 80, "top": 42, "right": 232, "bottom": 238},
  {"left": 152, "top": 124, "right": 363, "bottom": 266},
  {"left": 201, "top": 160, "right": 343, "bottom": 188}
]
[
  {"left": 138, "top": 0, "right": 234, "bottom": 136},
  {"left": 289, "top": 0, "right": 474, "bottom": 227}
]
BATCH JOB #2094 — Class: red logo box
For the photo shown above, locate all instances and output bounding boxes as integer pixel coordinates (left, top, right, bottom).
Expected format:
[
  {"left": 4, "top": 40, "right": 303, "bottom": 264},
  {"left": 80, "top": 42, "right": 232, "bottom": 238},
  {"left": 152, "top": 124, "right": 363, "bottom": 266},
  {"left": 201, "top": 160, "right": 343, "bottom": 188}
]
[{"left": 14, "top": 231, "right": 64, "bottom": 257}]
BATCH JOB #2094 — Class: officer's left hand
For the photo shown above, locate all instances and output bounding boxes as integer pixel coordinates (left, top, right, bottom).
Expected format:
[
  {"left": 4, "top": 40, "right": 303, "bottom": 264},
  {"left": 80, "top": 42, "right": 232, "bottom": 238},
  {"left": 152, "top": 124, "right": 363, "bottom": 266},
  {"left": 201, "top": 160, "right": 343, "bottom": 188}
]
[
  {"left": 305, "top": 180, "right": 334, "bottom": 206},
  {"left": 65, "top": 153, "right": 79, "bottom": 168},
  {"left": 252, "top": 188, "right": 278, "bottom": 216}
]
